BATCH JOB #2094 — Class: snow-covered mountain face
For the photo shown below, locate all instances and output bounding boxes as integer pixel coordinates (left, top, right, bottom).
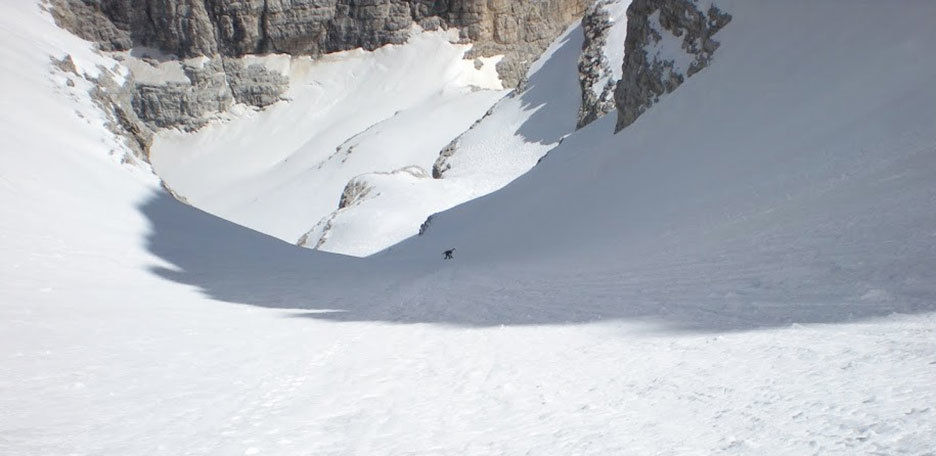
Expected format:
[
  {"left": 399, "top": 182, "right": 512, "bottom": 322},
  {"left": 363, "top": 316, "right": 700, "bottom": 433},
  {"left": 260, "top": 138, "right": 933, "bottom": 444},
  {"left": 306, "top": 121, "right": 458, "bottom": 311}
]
[
  {"left": 46, "top": 0, "right": 740, "bottom": 257},
  {"left": 5, "top": 0, "right": 936, "bottom": 454},
  {"left": 48, "top": 0, "right": 603, "bottom": 256},
  {"left": 150, "top": 31, "right": 509, "bottom": 256},
  {"left": 50, "top": 0, "right": 587, "bottom": 89},
  {"left": 46, "top": 0, "right": 588, "bottom": 161}
]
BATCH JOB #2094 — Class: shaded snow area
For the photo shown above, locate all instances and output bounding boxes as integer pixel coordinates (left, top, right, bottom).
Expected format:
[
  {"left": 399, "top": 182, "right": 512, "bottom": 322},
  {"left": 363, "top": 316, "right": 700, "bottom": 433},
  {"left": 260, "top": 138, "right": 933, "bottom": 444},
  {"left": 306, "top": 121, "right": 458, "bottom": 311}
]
[
  {"left": 150, "top": 29, "right": 508, "bottom": 256},
  {"left": 2, "top": 0, "right": 936, "bottom": 455}
]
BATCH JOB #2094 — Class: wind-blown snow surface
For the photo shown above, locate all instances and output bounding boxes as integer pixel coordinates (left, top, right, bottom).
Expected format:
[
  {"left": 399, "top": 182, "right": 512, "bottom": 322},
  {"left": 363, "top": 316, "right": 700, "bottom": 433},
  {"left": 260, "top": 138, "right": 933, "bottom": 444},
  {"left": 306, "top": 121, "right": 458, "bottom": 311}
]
[{"left": 3, "top": 1, "right": 936, "bottom": 455}]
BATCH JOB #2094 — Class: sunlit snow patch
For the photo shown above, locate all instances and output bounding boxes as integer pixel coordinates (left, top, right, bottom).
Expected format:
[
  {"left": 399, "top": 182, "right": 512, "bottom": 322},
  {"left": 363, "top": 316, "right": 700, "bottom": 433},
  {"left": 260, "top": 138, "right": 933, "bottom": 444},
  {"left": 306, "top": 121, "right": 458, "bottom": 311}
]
[{"left": 149, "top": 28, "right": 508, "bottom": 255}]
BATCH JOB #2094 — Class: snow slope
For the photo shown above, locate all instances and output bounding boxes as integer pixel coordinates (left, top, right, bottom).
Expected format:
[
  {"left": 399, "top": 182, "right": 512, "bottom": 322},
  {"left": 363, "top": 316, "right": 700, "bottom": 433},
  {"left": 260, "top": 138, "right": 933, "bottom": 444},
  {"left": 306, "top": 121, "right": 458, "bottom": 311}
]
[
  {"left": 150, "top": 29, "right": 507, "bottom": 254},
  {"left": 152, "top": 20, "right": 587, "bottom": 257},
  {"left": 3, "top": 0, "right": 936, "bottom": 455},
  {"left": 305, "top": 22, "right": 586, "bottom": 256}
]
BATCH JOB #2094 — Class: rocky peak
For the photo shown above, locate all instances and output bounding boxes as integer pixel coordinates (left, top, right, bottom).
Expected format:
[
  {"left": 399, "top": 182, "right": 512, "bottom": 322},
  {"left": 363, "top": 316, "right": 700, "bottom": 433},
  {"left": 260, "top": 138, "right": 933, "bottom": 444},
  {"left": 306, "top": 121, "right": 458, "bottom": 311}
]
[{"left": 613, "top": 0, "right": 731, "bottom": 131}]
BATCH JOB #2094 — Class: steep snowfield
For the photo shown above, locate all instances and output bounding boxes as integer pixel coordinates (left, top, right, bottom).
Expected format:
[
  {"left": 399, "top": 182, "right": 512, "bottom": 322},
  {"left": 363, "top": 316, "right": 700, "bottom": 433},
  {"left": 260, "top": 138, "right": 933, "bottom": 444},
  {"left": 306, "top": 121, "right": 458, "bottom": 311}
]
[
  {"left": 306, "top": 22, "right": 586, "bottom": 256},
  {"left": 3, "top": 1, "right": 936, "bottom": 455},
  {"left": 151, "top": 20, "right": 588, "bottom": 257},
  {"left": 150, "top": 30, "right": 507, "bottom": 254}
]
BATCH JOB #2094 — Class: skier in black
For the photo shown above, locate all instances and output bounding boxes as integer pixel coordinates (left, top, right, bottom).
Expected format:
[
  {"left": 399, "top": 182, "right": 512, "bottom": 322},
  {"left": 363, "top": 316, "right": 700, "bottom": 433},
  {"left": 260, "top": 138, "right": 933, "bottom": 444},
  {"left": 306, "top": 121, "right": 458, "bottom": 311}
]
[{"left": 442, "top": 248, "right": 455, "bottom": 260}]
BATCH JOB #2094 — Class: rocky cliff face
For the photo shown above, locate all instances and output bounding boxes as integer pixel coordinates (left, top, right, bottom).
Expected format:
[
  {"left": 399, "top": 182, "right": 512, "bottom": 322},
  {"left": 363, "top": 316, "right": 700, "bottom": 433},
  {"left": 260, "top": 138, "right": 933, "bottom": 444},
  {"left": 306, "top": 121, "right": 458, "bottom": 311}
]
[
  {"left": 576, "top": 0, "right": 624, "bottom": 128},
  {"left": 121, "top": 52, "right": 289, "bottom": 131},
  {"left": 577, "top": 1, "right": 614, "bottom": 128},
  {"left": 51, "top": 0, "right": 586, "bottom": 89},
  {"left": 612, "top": 0, "right": 730, "bottom": 131},
  {"left": 50, "top": 0, "right": 585, "bottom": 159}
]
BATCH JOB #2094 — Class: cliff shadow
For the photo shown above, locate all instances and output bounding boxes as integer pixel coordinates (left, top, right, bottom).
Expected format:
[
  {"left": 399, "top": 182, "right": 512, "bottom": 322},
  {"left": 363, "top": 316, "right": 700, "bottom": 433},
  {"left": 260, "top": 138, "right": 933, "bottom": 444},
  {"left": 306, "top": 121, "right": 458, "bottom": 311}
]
[{"left": 141, "top": 190, "right": 936, "bottom": 331}]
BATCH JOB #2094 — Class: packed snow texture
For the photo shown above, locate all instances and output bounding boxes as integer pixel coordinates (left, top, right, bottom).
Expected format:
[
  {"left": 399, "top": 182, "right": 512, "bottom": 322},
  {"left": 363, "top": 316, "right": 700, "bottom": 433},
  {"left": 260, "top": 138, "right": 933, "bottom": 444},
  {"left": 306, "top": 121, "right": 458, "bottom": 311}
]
[{"left": 3, "top": 0, "right": 936, "bottom": 455}]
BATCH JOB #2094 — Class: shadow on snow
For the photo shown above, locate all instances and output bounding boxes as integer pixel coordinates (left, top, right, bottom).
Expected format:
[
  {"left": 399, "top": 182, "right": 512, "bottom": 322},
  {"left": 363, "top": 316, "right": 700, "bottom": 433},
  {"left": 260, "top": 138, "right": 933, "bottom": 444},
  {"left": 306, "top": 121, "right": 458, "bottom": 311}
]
[{"left": 141, "top": 191, "right": 936, "bottom": 331}]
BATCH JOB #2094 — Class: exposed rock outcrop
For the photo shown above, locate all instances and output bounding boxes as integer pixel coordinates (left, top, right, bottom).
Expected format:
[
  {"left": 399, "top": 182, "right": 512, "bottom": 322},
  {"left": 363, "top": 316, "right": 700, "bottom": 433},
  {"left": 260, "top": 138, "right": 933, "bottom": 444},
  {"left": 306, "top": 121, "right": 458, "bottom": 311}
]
[
  {"left": 431, "top": 101, "right": 496, "bottom": 179},
  {"left": 49, "top": 0, "right": 133, "bottom": 52},
  {"left": 50, "top": 0, "right": 587, "bottom": 89},
  {"left": 577, "top": 0, "right": 618, "bottom": 128},
  {"left": 338, "top": 165, "right": 429, "bottom": 210},
  {"left": 432, "top": 138, "right": 461, "bottom": 179},
  {"left": 127, "top": 56, "right": 233, "bottom": 131},
  {"left": 613, "top": 0, "right": 731, "bottom": 131},
  {"left": 299, "top": 166, "right": 430, "bottom": 250},
  {"left": 53, "top": 55, "right": 154, "bottom": 161},
  {"left": 53, "top": 49, "right": 289, "bottom": 158},
  {"left": 222, "top": 58, "right": 290, "bottom": 108},
  {"left": 338, "top": 177, "right": 376, "bottom": 210},
  {"left": 123, "top": 52, "right": 288, "bottom": 131}
]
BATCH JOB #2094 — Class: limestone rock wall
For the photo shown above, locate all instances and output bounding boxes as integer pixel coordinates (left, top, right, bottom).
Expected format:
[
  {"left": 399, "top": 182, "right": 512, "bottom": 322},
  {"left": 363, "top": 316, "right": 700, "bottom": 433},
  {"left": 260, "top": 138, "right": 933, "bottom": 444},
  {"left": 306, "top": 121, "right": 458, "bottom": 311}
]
[
  {"left": 127, "top": 56, "right": 233, "bottom": 130},
  {"left": 577, "top": 0, "right": 617, "bottom": 128},
  {"left": 115, "top": 52, "right": 289, "bottom": 132},
  {"left": 51, "top": 0, "right": 587, "bottom": 88},
  {"left": 612, "top": 0, "right": 731, "bottom": 131}
]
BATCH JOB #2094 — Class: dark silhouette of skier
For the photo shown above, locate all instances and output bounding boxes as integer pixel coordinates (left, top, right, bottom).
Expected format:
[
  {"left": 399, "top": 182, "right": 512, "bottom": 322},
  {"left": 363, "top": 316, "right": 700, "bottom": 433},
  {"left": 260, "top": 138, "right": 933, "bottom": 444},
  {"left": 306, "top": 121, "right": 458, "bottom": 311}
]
[{"left": 442, "top": 248, "right": 455, "bottom": 260}]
